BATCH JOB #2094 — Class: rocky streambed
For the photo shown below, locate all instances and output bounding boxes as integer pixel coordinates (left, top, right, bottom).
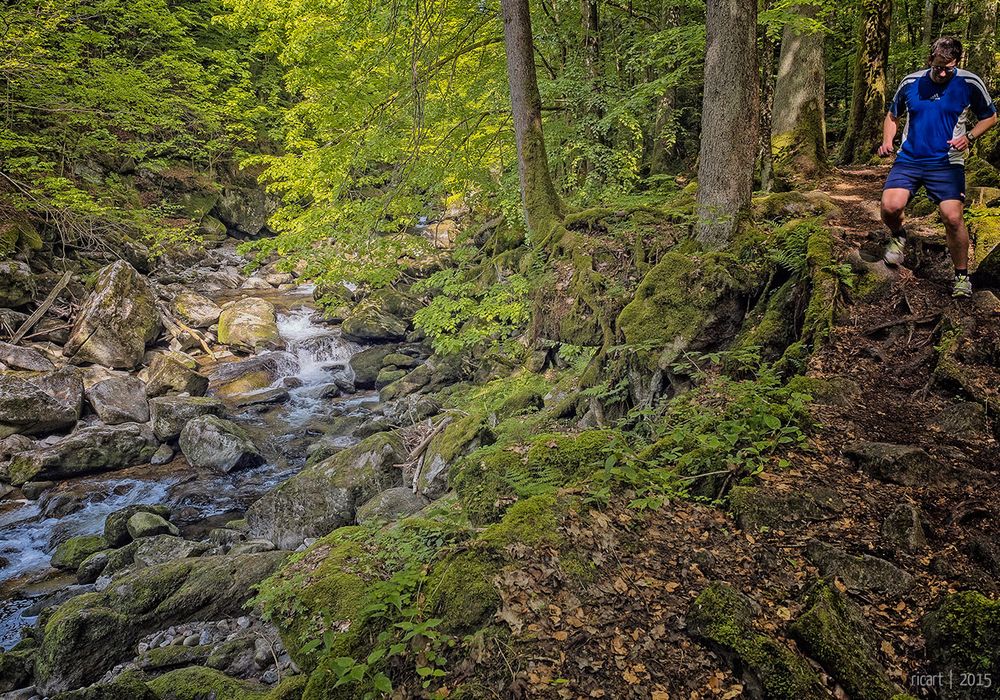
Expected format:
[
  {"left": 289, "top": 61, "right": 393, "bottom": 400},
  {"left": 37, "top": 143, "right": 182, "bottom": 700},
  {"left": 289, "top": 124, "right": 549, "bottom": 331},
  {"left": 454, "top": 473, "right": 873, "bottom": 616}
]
[{"left": 0, "top": 238, "right": 451, "bottom": 695}]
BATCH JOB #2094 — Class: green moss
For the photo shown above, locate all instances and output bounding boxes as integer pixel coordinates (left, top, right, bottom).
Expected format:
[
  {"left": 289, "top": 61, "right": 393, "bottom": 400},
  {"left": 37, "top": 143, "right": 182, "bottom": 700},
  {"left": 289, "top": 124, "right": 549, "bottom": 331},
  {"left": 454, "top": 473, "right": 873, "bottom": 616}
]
[
  {"left": 148, "top": 666, "right": 270, "bottom": 699},
  {"left": 425, "top": 551, "right": 501, "bottom": 633},
  {"left": 51, "top": 534, "right": 109, "bottom": 570},
  {"left": 923, "top": 591, "right": 1000, "bottom": 679},
  {"left": 51, "top": 670, "right": 157, "bottom": 700},
  {"left": 789, "top": 582, "right": 902, "bottom": 699},
  {"left": 752, "top": 190, "right": 836, "bottom": 222},
  {"left": 479, "top": 494, "right": 566, "bottom": 550},
  {"left": 732, "top": 278, "right": 798, "bottom": 360},
  {"left": 966, "top": 155, "right": 1000, "bottom": 188},
  {"left": 970, "top": 210, "right": 1000, "bottom": 269},
  {"left": 688, "top": 582, "right": 827, "bottom": 700},
  {"left": 0, "top": 648, "right": 32, "bottom": 693},
  {"left": 141, "top": 642, "right": 209, "bottom": 670}
]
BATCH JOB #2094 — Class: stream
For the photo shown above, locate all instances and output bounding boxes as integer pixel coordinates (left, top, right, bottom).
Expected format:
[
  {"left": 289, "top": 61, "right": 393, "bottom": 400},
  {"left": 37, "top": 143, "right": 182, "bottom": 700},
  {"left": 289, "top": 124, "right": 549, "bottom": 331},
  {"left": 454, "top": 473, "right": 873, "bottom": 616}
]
[{"left": 0, "top": 287, "right": 376, "bottom": 649}]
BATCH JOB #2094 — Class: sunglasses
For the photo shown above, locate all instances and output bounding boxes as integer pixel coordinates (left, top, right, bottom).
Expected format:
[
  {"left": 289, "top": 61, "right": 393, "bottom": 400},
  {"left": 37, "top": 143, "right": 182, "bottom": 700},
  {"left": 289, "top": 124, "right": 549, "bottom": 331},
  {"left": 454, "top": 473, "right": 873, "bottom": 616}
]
[{"left": 931, "top": 65, "right": 956, "bottom": 75}]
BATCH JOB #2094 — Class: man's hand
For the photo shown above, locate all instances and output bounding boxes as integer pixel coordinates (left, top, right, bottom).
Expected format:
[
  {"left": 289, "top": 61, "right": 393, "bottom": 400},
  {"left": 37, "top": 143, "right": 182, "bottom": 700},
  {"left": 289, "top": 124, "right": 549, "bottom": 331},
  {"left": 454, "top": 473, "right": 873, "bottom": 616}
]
[
  {"left": 877, "top": 141, "right": 895, "bottom": 157},
  {"left": 948, "top": 135, "right": 971, "bottom": 151}
]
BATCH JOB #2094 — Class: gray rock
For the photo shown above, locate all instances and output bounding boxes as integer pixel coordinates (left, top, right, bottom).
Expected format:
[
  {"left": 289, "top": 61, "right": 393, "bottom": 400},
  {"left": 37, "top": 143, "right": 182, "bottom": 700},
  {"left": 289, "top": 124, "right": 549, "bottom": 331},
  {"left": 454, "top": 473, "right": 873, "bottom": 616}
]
[
  {"left": 209, "top": 351, "right": 292, "bottom": 399},
  {"left": 930, "top": 401, "right": 990, "bottom": 440},
  {"left": 0, "top": 260, "right": 35, "bottom": 308},
  {"left": 241, "top": 276, "right": 273, "bottom": 289},
  {"left": 806, "top": 539, "right": 915, "bottom": 598},
  {"left": 843, "top": 441, "right": 941, "bottom": 486},
  {"left": 127, "top": 511, "right": 180, "bottom": 540},
  {"left": 225, "top": 386, "right": 289, "bottom": 408},
  {"left": 132, "top": 535, "right": 209, "bottom": 569},
  {"left": 881, "top": 504, "right": 927, "bottom": 552},
  {"left": 149, "top": 395, "right": 225, "bottom": 441},
  {"left": 0, "top": 367, "right": 82, "bottom": 437},
  {"left": 729, "top": 485, "right": 844, "bottom": 531},
  {"left": 0, "top": 340, "right": 54, "bottom": 371},
  {"left": 246, "top": 432, "right": 405, "bottom": 549},
  {"left": 171, "top": 291, "right": 222, "bottom": 328},
  {"left": 77, "top": 550, "right": 111, "bottom": 584},
  {"left": 213, "top": 186, "right": 275, "bottom": 237},
  {"left": 63, "top": 260, "right": 161, "bottom": 369},
  {"left": 150, "top": 443, "right": 174, "bottom": 465},
  {"left": 341, "top": 299, "right": 408, "bottom": 343},
  {"left": 7, "top": 422, "right": 158, "bottom": 485},
  {"left": 229, "top": 539, "right": 276, "bottom": 555},
  {"left": 217, "top": 297, "right": 281, "bottom": 352},
  {"left": 104, "top": 504, "right": 173, "bottom": 547},
  {"left": 144, "top": 351, "right": 208, "bottom": 398},
  {"left": 356, "top": 487, "right": 429, "bottom": 524},
  {"left": 349, "top": 345, "right": 398, "bottom": 389},
  {"left": 85, "top": 375, "right": 150, "bottom": 424},
  {"left": 179, "top": 415, "right": 264, "bottom": 473},
  {"left": 0, "top": 434, "right": 33, "bottom": 461},
  {"left": 21, "top": 479, "right": 54, "bottom": 500}
]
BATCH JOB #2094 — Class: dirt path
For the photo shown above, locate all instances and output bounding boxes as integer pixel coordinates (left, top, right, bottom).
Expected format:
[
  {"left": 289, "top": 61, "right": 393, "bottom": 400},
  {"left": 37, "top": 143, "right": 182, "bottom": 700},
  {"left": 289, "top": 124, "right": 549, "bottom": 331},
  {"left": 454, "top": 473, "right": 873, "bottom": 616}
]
[{"left": 473, "top": 169, "right": 1000, "bottom": 699}]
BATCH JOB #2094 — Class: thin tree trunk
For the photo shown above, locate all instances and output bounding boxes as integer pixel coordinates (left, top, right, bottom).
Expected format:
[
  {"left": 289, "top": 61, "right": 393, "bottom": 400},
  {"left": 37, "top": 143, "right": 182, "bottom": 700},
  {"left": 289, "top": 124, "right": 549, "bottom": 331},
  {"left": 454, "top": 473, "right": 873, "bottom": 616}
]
[
  {"left": 840, "top": 0, "right": 892, "bottom": 164},
  {"left": 580, "top": 0, "right": 602, "bottom": 178},
  {"left": 921, "top": 0, "right": 934, "bottom": 51},
  {"left": 648, "top": 3, "right": 680, "bottom": 175},
  {"left": 771, "top": 2, "right": 827, "bottom": 179},
  {"left": 966, "top": 0, "right": 998, "bottom": 88},
  {"left": 696, "top": 0, "right": 759, "bottom": 249},
  {"left": 758, "top": 0, "right": 777, "bottom": 192},
  {"left": 501, "top": 0, "right": 564, "bottom": 239}
]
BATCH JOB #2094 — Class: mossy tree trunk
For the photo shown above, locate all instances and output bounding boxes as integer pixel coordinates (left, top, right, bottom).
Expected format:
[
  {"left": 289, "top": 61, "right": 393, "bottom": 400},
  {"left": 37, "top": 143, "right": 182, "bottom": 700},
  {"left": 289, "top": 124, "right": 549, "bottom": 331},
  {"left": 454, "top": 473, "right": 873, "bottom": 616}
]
[
  {"left": 695, "top": 0, "right": 759, "bottom": 250},
  {"left": 501, "top": 0, "right": 564, "bottom": 241},
  {"left": 771, "top": 2, "right": 827, "bottom": 180},
  {"left": 839, "top": 0, "right": 892, "bottom": 164},
  {"left": 966, "top": 0, "right": 998, "bottom": 89},
  {"left": 758, "top": 0, "right": 777, "bottom": 192},
  {"left": 647, "top": 4, "right": 681, "bottom": 175}
]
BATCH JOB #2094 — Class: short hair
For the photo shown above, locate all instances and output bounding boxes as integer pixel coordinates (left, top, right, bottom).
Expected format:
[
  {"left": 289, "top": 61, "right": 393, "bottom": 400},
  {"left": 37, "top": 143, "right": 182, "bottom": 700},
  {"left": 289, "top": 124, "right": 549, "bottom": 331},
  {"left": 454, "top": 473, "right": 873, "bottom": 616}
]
[{"left": 930, "top": 37, "right": 963, "bottom": 62}]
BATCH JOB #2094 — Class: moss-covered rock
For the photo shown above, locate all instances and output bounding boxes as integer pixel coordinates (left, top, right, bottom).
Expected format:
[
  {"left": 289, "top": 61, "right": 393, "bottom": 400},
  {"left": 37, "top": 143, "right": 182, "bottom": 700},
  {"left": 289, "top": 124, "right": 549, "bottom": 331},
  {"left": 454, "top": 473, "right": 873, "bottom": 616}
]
[
  {"left": 217, "top": 297, "right": 281, "bottom": 352},
  {"left": 34, "top": 552, "right": 286, "bottom": 695},
  {"left": 148, "top": 395, "right": 225, "bottom": 442},
  {"left": 104, "top": 504, "right": 172, "bottom": 547},
  {"left": 752, "top": 190, "right": 836, "bottom": 222},
  {"left": 923, "top": 591, "right": 1000, "bottom": 700},
  {"left": 0, "top": 259, "right": 36, "bottom": 307},
  {"left": 786, "top": 375, "right": 862, "bottom": 408},
  {"left": 966, "top": 155, "right": 1000, "bottom": 188},
  {"left": 687, "top": 581, "right": 828, "bottom": 700},
  {"left": 144, "top": 351, "right": 208, "bottom": 398},
  {"left": 0, "top": 367, "right": 83, "bottom": 438},
  {"left": 972, "top": 212, "right": 1000, "bottom": 286},
  {"left": 728, "top": 485, "right": 843, "bottom": 531},
  {"left": 171, "top": 291, "right": 222, "bottom": 328},
  {"left": 355, "top": 487, "right": 429, "bottom": 524},
  {"left": 64, "top": 260, "right": 161, "bottom": 369},
  {"left": 179, "top": 414, "right": 264, "bottom": 474},
  {"left": 0, "top": 647, "right": 33, "bottom": 692},
  {"left": 50, "top": 670, "right": 157, "bottom": 700},
  {"left": 417, "top": 414, "right": 496, "bottom": 499},
  {"left": 790, "top": 581, "right": 903, "bottom": 700},
  {"left": 349, "top": 346, "right": 398, "bottom": 389},
  {"left": 245, "top": 432, "right": 406, "bottom": 549},
  {"left": 51, "top": 534, "right": 109, "bottom": 570},
  {"left": 126, "top": 511, "right": 179, "bottom": 540},
  {"left": 147, "top": 666, "right": 271, "bottom": 699},
  {"left": 341, "top": 298, "right": 408, "bottom": 343},
  {"left": 805, "top": 540, "right": 914, "bottom": 598}
]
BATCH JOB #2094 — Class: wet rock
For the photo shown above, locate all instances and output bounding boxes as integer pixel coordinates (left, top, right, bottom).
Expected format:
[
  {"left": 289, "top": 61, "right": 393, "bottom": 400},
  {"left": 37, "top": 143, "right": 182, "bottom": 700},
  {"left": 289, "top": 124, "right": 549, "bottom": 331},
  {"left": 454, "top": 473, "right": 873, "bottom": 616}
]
[
  {"left": 349, "top": 345, "right": 398, "bottom": 389},
  {"left": 150, "top": 443, "right": 174, "bottom": 465},
  {"left": 382, "top": 352, "right": 419, "bottom": 369},
  {"left": 0, "top": 260, "right": 35, "bottom": 308},
  {"left": 7, "top": 422, "right": 158, "bottom": 485},
  {"left": 144, "top": 351, "right": 208, "bottom": 398},
  {"left": 77, "top": 550, "right": 111, "bottom": 584},
  {"left": 356, "top": 487, "right": 429, "bottom": 524},
  {"left": 85, "top": 375, "right": 150, "bottom": 424},
  {"left": 63, "top": 260, "right": 161, "bottom": 369},
  {"left": 104, "top": 505, "right": 173, "bottom": 547},
  {"left": 0, "top": 341, "right": 54, "bottom": 371},
  {"left": 132, "top": 535, "right": 210, "bottom": 568},
  {"left": 0, "top": 647, "right": 33, "bottom": 693},
  {"left": 930, "top": 401, "right": 990, "bottom": 440},
  {"left": 245, "top": 432, "right": 405, "bottom": 549},
  {"left": 171, "top": 291, "right": 222, "bottom": 328},
  {"left": 375, "top": 367, "right": 407, "bottom": 388},
  {"left": 789, "top": 581, "right": 904, "bottom": 700},
  {"left": 380, "top": 393, "right": 441, "bottom": 426},
  {"left": 149, "top": 395, "right": 225, "bottom": 441},
  {"left": 728, "top": 485, "right": 844, "bottom": 531},
  {"left": 179, "top": 415, "right": 264, "bottom": 473},
  {"left": 241, "top": 276, "right": 272, "bottom": 289},
  {"left": 39, "top": 489, "right": 89, "bottom": 518},
  {"left": 843, "top": 441, "right": 941, "bottom": 486},
  {"left": 923, "top": 591, "right": 1000, "bottom": 700},
  {"left": 264, "top": 272, "right": 293, "bottom": 286},
  {"left": 208, "top": 528, "right": 244, "bottom": 546},
  {"left": 21, "top": 479, "right": 54, "bottom": 500},
  {"left": 0, "top": 367, "right": 83, "bottom": 437},
  {"left": 687, "top": 581, "right": 828, "bottom": 700},
  {"left": 33, "top": 551, "right": 286, "bottom": 694},
  {"left": 209, "top": 351, "right": 290, "bottom": 398},
  {"left": 51, "top": 534, "right": 109, "bottom": 570},
  {"left": 127, "top": 511, "right": 180, "bottom": 540},
  {"left": 881, "top": 504, "right": 927, "bottom": 552},
  {"left": 805, "top": 539, "right": 914, "bottom": 598},
  {"left": 341, "top": 299, "right": 408, "bottom": 343},
  {"left": 225, "top": 386, "right": 289, "bottom": 408},
  {"left": 217, "top": 297, "right": 280, "bottom": 352}
]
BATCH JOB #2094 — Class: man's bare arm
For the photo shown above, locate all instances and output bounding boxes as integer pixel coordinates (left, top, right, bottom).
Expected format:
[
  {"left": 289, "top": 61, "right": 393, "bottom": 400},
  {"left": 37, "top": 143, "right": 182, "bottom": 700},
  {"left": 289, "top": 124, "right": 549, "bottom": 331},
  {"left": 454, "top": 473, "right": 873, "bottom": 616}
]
[{"left": 878, "top": 113, "right": 899, "bottom": 156}]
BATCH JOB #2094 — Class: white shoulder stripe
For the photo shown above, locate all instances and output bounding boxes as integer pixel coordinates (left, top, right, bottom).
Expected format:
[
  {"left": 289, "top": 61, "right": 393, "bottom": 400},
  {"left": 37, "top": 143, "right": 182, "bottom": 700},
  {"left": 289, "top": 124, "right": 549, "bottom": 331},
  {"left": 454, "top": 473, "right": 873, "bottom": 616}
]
[{"left": 957, "top": 69, "right": 993, "bottom": 102}]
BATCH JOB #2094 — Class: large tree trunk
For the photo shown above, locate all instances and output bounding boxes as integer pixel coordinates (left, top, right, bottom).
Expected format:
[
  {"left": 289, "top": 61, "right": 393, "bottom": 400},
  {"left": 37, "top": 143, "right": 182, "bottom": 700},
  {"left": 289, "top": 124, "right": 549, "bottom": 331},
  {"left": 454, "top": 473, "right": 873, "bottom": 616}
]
[
  {"left": 840, "top": 0, "right": 892, "bottom": 164},
  {"left": 696, "top": 0, "right": 759, "bottom": 250},
  {"left": 758, "top": 0, "right": 777, "bottom": 192},
  {"left": 966, "top": 0, "right": 998, "bottom": 88},
  {"left": 501, "top": 0, "right": 564, "bottom": 239},
  {"left": 771, "top": 2, "right": 827, "bottom": 179}
]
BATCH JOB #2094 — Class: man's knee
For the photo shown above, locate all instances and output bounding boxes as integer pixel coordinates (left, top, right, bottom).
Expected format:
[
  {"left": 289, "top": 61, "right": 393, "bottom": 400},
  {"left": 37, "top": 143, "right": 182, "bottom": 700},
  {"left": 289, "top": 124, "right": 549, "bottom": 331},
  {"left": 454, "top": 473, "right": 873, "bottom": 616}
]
[
  {"left": 939, "top": 202, "right": 965, "bottom": 230},
  {"left": 881, "top": 199, "right": 905, "bottom": 220}
]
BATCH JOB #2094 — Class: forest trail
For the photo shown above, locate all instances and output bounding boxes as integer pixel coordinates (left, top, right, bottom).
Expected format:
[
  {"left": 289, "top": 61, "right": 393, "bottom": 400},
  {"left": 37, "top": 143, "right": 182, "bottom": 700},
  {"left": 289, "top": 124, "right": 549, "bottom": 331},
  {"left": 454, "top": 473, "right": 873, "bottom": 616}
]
[{"left": 468, "top": 169, "right": 1000, "bottom": 699}]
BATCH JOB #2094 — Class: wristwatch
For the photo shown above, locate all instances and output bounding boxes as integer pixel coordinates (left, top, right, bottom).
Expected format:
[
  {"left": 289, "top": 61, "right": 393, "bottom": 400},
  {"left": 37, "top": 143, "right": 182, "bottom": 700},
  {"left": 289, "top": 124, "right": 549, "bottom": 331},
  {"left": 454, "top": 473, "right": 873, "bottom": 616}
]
[{"left": 968, "top": 132, "right": 977, "bottom": 143}]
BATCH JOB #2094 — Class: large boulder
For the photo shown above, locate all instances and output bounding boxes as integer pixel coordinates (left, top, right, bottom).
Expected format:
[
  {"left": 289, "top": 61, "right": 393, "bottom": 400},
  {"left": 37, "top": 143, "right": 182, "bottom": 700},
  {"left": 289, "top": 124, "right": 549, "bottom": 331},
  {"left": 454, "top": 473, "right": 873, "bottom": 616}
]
[
  {"left": 143, "top": 351, "right": 208, "bottom": 398},
  {"left": 171, "top": 291, "right": 222, "bottom": 328},
  {"left": 50, "top": 534, "right": 108, "bottom": 570},
  {"left": 126, "top": 511, "right": 180, "bottom": 540},
  {"left": 208, "top": 352, "right": 291, "bottom": 399},
  {"left": 0, "top": 367, "right": 83, "bottom": 437},
  {"left": 217, "top": 297, "right": 280, "bottom": 351},
  {"left": 212, "top": 186, "right": 275, "bottom": 237},
  {"left": 148, "top": 395, "right": 225, "bottom": 441},
  {"left": 356, "top": 487, "right": 429, "bottom": 524},
  {"left": 0, "top": 340, "right": 54, "bottom": 371},
  {"left": 0, "top": 260, "right": 35, "bottom": 307},
  {"left": 104, "top": 504, "right": 172, "bottom": 547},
  {"left": 132, "top": 535, "right": 210, "bottom": 569},
  {"left": 179, "top": 415, "right": 264, "bottom": 473},
  {"left": 64, "top": 261, "right": 161, "bottom": 369},
  {"left": 33, "top": 551, "right": 286, "bottom": 695},
  {"left": 349, "top": 345, "right": 398, "bottom": 389},
  {"left": 245, "top": 432, "right": 405, "bottom": 549},
  {"left": 85, "top": 375, "right": 149, "bottom": 424},
  {"left": 341, "top": 298, "right": 409, "bottom": 343},
  {"left": 8, "top": 422, "right": 158, "bottom": 485},
  {"left": 805, "top": 540, "right": 914, "bottom": 598},
  {"left": 843, "top": 441, "right": 941, "bottom": 486}
]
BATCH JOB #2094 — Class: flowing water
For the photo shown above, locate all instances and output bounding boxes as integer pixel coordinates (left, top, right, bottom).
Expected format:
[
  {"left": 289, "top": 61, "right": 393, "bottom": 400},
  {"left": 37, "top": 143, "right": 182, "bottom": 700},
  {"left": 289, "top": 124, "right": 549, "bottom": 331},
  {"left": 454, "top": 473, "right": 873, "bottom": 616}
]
[{"left": 0, "top": 289, "right": 376, "bottom": 649}]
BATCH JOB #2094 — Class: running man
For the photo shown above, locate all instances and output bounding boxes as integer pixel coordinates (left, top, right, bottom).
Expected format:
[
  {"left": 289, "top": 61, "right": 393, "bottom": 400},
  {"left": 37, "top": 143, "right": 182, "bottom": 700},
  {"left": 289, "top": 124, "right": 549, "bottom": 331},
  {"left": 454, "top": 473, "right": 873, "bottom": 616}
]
[{"left": 877, "top": 36, "right": 998, "bottom": 297}]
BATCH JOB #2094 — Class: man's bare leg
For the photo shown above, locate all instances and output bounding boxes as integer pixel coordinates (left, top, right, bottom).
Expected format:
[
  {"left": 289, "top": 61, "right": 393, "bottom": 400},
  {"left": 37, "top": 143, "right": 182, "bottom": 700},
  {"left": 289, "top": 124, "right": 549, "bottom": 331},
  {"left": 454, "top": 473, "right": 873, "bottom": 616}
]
[
  {"left": 938, "top": 199, "right": 969, "bottom": 270},
  {"left": 881, "top": 188, "right": 911, "bottom": 233}
]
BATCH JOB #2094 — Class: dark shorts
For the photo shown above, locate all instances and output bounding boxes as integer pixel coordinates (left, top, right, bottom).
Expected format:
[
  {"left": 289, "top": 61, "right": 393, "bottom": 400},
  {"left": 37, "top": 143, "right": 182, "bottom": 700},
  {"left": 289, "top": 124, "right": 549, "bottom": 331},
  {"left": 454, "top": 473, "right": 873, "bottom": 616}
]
[{"left": 884, "top": 161, "right": 966, "bottom": 204}]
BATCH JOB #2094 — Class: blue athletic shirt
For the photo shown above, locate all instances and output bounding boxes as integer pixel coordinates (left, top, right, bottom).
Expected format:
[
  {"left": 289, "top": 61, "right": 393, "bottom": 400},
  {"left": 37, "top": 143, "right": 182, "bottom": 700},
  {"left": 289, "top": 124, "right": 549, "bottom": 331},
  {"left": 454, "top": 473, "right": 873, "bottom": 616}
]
[{"left": 888, "top": 68, "right": 996, "bottom": 166}]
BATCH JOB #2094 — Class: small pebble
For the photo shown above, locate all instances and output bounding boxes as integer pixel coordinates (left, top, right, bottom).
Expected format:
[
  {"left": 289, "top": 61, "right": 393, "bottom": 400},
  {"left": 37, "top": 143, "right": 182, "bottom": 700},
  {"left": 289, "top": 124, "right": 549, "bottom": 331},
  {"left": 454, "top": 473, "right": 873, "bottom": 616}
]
[
  {"left": 137, "top": 642, "right": 148, "bottom": 654},
  {"left": 262, "top": 668, "right": 279, "bottom": 685},
  {"left": 237, "top": 616, "right": 250, "bottom": 629},
  {"left": 199, "top": 629, "right": 212, "bottom": 646},
  {"left": 149, "top": 632, "right": 164, "bottom": 648}
]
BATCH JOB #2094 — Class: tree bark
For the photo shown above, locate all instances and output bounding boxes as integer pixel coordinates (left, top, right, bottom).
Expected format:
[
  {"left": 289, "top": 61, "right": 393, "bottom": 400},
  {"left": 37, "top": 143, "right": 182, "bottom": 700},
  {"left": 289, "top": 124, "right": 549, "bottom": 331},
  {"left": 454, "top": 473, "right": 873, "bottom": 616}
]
[
  {"left": 647, "top": 3, "right": 680, "bottom": 175},
  {"left": 696, "top": 0, "right": 759, "bottom": 249},
  {"left": 501, "top": 0, "right": 564, "bottom": 239},
  {"left": 839, "top": 0, "right": 892, "bottom": 164},
  {"left": 966, "top": 0, "right": 998, "bottom": 88},
  {"left": 758, "top": 0, "right": 777, "bottom": 192},
  {"left": 771, "top": 2, "right": 827, "bottom": 179}
]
